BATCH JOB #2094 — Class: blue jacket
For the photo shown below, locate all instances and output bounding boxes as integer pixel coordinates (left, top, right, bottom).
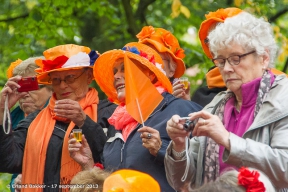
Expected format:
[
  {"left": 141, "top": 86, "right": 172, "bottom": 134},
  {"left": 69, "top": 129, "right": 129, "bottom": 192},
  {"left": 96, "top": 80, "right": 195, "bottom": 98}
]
[{"left": 103, "top": 93, "right": 202, "bottom": 192}]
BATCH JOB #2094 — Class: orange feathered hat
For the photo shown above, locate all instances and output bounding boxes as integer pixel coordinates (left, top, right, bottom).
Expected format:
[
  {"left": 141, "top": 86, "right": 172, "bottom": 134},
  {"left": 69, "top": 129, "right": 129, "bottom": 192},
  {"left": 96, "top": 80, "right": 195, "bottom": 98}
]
[
  {"left": 136, "top": 26, "right": 186, "bottom": 78},
  {"left": 93, "top": 42, "right": 172, "bottom": 104},
  {"left": 35, "top": 44, "right": 99, "bottom": 84},
  {"left": 199, "top": 7, "right": 243, "bottom": 59},
  {"left": 7, "top": 59, "right": 23, "bottom": 78},
  {"left": 103, "top": 169, "right": 160, "bottom": 192}
]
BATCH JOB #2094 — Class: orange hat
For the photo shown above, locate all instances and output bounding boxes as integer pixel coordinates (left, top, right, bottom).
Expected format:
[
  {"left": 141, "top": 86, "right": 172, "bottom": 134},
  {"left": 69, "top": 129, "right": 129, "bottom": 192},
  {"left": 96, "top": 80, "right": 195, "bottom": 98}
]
[
  {"left": 7, "top": 59, "right": 23, "bottom": 78},
  {"left": 206, "top": 67, "right": 226, "bottom": 89},
  {"left": 35, "top": 44, "right": 100, "bottom": 84},
  {"left": 199, "top": 7, "right": 243, "bottom": 59},
  {"left": 94, "top": 43, "right": 172, "bottom": 104},
  {"left": 136, "top": 26, "right": 185, "bottom": 78},
  {"left": 103, "top": 169, "right": 160, "bottom": 192}
]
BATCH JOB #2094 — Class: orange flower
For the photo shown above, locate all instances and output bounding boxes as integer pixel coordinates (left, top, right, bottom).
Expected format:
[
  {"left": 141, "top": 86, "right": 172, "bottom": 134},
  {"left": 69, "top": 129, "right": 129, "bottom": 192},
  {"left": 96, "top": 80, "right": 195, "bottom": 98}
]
[
  {"left": 205, "top": 8, "right": 242, "bottom": 21},
  {"left": 7, "top": 59, "right": 22, "bottom": 78},
  {"left": 162, "top": 32, "right": 179, "bottom": 50},
  {"left": 175, "top": 48, "right": 185, "bottom": 59},
  {"left": 136, "top": 26, "right": 155, "bottom": 41}
]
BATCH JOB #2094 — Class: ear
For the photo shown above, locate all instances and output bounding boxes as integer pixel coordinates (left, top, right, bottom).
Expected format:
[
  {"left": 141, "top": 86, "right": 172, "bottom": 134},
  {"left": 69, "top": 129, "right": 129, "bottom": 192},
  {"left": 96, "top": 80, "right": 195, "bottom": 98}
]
[
  {"left": 86, "top": 68, "right": 94, "bottom": 84},
  {"left": 262, "top": 50, "right": 270, "bottom": 69}
]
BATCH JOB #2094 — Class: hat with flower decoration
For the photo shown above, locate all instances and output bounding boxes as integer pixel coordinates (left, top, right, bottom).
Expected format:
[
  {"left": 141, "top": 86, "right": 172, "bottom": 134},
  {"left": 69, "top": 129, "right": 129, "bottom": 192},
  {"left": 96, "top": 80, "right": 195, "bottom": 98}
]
[
  {"left": 35, "top": 44, "right": 100, "bottom": 84},
  {"left": 136, "top": 26, "right": 185, "bottom": 78},
  {"left": 7, "top": 59, "right": 23, "bottom": 78},
  {"left": 93, "top": 42, "right": 172, "bottom": 104},
  {"left": 199, "top": 7, "right": 243, "bottom": 59},
  {"left": 103, "top": 169, "right": 160, "bottom": 192}
]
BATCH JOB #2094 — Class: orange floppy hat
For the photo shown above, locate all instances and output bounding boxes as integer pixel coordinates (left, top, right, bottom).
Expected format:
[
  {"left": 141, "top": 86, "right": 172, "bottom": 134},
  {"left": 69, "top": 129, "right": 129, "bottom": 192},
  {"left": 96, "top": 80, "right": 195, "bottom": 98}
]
[
  {"left": 35, "top": 44, "right": 100, "bottom": 84},
  {"left": 136, "top": 26, "right": 186, "bottom": 78},
  {"left": 7, "top": 59, "right": 23, "bottom": 78},
  {"left": 103, "top": 169, "right": 160, "bottom": 192},
  {"left": 93, "top": 43, "right": 172, "bottom": 104},
  {"left": 199, "top": 7, "right": 243, "bottom": 59}
]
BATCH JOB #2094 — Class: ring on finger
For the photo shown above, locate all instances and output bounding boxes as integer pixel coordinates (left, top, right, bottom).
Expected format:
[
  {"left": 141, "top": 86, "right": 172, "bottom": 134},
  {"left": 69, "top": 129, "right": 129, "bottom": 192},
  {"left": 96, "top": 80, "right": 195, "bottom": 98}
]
[
  {"left": 202, "top": 119, "right": 207, "bottom": 126},
  {"left": 147, "top": 133, "right": 152, "bottom": 139}
]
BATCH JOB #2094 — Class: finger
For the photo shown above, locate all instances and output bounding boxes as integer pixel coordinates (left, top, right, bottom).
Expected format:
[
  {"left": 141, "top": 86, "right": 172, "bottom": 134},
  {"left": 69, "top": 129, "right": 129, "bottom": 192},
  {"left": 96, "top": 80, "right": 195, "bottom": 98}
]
[{"left": 172, "top": 79, "right": 180, "bottom": 86}]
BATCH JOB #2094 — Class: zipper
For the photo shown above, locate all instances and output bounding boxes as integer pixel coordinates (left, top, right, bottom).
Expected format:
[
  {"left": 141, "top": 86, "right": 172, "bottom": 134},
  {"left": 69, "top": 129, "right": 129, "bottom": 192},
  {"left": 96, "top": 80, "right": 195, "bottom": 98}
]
[{"left": 121, "top": 143, "right": 125, "bottom": 163}]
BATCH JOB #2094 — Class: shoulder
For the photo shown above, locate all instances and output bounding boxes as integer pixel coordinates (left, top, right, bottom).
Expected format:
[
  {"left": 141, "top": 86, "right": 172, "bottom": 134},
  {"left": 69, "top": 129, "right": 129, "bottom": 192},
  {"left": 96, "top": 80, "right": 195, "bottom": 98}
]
[
  {"left": 162, "top": 93, "right": 203, "bottom": 111},
  {"left": 98, "top": 99, "right": 117, "bottom": 111}
]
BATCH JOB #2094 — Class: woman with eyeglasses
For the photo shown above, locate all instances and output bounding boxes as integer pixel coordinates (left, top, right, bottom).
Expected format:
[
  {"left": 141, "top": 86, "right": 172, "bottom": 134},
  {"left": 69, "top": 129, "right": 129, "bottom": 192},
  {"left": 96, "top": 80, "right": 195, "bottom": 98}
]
[
  {"left": 164, "top": 8, "right": 288, "bottom": 191},
  {"left": 0, "top": 44, "right": 117, "bottom": 192}
]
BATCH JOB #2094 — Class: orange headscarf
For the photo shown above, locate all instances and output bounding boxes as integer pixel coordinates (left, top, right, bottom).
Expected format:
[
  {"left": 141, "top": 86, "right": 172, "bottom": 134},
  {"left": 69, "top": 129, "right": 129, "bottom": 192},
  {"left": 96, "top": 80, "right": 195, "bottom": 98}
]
[{"left": 22, "top": 88, "right": 99, "bottom": 192}]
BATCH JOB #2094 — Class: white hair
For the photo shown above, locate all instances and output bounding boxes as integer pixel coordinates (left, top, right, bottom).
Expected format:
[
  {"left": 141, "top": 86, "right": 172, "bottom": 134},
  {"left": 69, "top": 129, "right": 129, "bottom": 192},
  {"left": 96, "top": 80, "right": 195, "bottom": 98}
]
[{"left": 208, "top": 12, "right": 278, "bottom": 68}]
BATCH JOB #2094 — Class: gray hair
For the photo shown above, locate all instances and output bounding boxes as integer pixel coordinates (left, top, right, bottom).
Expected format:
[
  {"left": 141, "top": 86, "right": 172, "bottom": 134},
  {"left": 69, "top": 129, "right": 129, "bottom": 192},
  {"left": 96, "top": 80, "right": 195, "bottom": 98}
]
[
  {"left": 13, "top": 56, "right": 44, "bottom": 76},
  {"left": 208, "top": 12, "right": 278, "bottom": 68}
]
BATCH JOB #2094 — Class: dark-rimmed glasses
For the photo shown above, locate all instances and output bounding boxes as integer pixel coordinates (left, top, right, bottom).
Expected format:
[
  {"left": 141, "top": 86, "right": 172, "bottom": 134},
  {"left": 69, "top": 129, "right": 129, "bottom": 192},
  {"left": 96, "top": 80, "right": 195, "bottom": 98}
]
[
  {"left": 212, "top": 50, "right": 256, "bottom": 68},
  {"left": 49, "top": 70, "right": 86, "bottom": 85}
]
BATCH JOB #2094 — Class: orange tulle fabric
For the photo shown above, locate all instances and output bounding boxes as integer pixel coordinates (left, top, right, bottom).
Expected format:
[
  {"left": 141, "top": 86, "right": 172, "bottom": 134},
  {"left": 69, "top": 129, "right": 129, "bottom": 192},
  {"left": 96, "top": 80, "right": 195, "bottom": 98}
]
[
  {"left": 21, "top": 88, "right": 99, "bottom": 192},
  {"left": 6, "top": 59, "right": 22, "bottom": 78}
]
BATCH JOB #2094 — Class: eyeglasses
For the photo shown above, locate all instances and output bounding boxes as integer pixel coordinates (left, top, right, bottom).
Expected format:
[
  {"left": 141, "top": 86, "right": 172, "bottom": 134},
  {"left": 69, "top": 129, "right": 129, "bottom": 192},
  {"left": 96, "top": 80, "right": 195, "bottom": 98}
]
[
  {"left": 212, "top": 51, "right": 256, "bottom": 68},
  {"left": 49, "top": 70, "right": 86, "bottom": 85}
]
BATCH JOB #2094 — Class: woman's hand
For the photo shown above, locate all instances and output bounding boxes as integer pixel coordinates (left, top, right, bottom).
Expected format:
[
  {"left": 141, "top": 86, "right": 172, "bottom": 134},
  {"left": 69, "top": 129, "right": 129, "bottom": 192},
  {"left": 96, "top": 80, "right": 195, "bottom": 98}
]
[
  {"left": 172, "top": 80, "right": 191, "bottom": 101},
  {"left": 68, "top": 134, "right": 94, "bottom": 170},
  {"left": 166, "top": 115, "right": 190, "bottom": 152},
  {"left": 190, "top": 111, "right": 230, "bottom": 150},
  {"left": 138, "top": 126, "right": 162, "bottom": 156},
  {"left": 0, "top": 76, "right": 27, "bottom": 110},
  {"left": 14, "top": 174, "right": 22, "bottom": 192},
  {"left": 54, "top": 99, "right": 86, "bottom": 127}
]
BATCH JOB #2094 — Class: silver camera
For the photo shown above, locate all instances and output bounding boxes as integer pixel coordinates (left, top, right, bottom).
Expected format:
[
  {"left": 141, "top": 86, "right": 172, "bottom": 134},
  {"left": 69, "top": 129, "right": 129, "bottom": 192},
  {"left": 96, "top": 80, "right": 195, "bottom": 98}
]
[{"left": 180, "top": 117, "right": 198, "bottom": 132}]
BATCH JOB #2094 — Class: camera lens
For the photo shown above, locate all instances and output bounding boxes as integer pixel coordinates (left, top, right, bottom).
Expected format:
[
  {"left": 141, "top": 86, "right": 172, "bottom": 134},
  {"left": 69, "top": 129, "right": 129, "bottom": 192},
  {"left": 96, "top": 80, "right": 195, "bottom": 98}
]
[{"left": 32, "top": 77, "right": 35, "bottom": 81}]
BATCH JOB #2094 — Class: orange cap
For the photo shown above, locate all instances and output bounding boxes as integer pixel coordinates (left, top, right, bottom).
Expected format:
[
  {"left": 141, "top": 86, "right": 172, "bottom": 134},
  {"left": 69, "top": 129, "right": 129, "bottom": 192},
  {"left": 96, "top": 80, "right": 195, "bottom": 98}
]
[
  {"left": 103, "top": 169, "right": 160, "bottom": 192},
  {"left": 136, "top": 26, "right": 185, "bottom": 78},
  {"left": 7, "top": 59, "right": 23, "bottom": 78},
  {"left": 199, "top": 7, "right": 243, "bottom": 59}
]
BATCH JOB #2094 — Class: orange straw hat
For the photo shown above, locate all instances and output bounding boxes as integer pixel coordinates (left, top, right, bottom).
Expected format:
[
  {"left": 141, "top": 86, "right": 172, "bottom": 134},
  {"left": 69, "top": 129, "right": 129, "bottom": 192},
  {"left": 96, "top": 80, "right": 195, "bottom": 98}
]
[
  {"left": 136, "top": 26, "right": 185, "bottom": 78},
  {"left": 103, "top": 169, "right": 160, "bottom": 192},
  {"left": 94, "top": 43, "right": 172, "bottom": 104},
  {"left": 199, "top": 7, "right": 243, "bottom": 59},
  {"left": 35, "top": 44, "right": 100, "bottom": 84},
  {"left": 7, "top": 59, "right": 22, "bottom": 78}
]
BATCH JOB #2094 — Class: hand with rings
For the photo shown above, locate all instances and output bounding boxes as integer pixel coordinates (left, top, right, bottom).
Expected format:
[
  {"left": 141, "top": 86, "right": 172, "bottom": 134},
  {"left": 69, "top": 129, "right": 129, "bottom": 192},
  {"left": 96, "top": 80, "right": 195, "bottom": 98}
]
[
  {"left": 138, "top": 126, "right": 162, "bottom": 156},
  {"left": 188, "top": 110, "right": 230, "bottom": 149}
]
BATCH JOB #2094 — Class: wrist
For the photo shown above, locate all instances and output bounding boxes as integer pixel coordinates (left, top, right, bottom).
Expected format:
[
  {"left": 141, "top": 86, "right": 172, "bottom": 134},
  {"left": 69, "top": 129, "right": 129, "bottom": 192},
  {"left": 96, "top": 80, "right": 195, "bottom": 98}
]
[{"left": 172, "top": 141, "right": 185, "bottom": 152}]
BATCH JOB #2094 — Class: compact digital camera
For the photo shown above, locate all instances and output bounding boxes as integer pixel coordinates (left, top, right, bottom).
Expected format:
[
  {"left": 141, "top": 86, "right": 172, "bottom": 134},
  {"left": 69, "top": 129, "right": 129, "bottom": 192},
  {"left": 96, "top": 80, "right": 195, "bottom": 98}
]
[
  {"left": 180, "top": 117, "right": 198, "bottom": 132},
  {"left": 17, "top": 76, "right": 39, "bottom": 92}
]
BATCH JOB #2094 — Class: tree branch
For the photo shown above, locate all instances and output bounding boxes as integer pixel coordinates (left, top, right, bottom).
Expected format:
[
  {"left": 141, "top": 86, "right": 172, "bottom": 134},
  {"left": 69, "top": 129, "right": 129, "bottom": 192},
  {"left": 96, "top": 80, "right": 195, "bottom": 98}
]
[
  {"left": 135, "top": 0, "right": 156, "bottom": 24},
  {"left": 282, "top": 57, "right": 288, "bottom": 73},
  {"left": 269, "top": 8, "right": 288, "bottom": 23},
  {"left": 0, "top": 13, "right": 29, "bottom": 22},
  {"left": 121, "top": 0, "right": 139, "bottom": 37}
]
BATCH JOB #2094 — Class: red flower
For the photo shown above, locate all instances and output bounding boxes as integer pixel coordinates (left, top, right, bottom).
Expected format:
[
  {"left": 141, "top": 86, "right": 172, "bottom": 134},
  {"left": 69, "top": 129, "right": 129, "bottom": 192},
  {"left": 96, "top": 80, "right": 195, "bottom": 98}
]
[
  {"left": 94, "top": 163, "right": 104, "bottom": 170},
  {"left": 238, "top": 167, "right": 266, "bottom": 192},
  {"left": 42, "top": 55, "right": 69, "bottom": 72},
  {"left": 140, "top": 50, "right": 149, "bottom": 59}
]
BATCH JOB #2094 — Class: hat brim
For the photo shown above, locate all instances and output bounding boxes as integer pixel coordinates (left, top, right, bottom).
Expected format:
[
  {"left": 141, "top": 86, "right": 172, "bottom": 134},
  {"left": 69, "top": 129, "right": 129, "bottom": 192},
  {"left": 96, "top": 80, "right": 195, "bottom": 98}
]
[
  {"left": 36, "top": 66, "right": 93, "bottom": 85},
  {"left": 141, "top": 39, "right": 186, "bottom": 78},
  {"left": 93, "top": 50, "right": 172, "bottom": 104}
]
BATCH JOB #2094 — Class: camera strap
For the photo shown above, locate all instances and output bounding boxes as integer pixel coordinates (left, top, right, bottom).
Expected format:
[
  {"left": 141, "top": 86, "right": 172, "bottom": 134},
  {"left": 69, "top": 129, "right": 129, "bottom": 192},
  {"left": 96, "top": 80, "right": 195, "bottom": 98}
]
[
  {"left": 181, "top": 136, "right": 190, "bottom": 182},
  {"left": 3, "top": 95, "right": 11, "bottom": 134}
]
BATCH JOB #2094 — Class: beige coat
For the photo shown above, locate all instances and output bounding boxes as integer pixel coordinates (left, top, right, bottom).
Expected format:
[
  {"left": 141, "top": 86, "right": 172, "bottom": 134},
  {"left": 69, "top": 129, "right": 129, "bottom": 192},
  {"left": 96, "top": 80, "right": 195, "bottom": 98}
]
[{"left": 165, "top": 75, "right": 288, "bottom": 191}]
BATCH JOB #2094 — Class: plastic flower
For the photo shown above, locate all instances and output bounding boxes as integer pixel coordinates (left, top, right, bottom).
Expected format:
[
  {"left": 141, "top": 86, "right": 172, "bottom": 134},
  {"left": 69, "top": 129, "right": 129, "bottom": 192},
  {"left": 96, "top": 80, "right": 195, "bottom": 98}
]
[
  {"left": 89, "top": 50, "right": 100, "bottom": 66},
  {"left": 238, "top": 167, "right": 266, "bottom": 192},
  {"left": 136, "top": 26, "right": 155, "bottom": 41},
  {"left": 42, "top": 55, "right": 69, "bottom": 72},
  {"left": 175, "top": 48, "right": 185, "bottom": 59},
  {"left": 94, "top": 163, "right": 104, "bottom": 170},
  {"left": 161, "top": 32, "right": 179, "bottom": 50}
]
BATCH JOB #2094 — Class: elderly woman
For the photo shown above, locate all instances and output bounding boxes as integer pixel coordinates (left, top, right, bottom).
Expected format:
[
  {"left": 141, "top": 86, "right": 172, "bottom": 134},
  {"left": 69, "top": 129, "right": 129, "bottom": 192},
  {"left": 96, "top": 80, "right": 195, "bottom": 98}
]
[
  {"left": 136, "top": 26, "right": 192, "bottom": 100},
  {"left": 164, "top": 8, "right": 288, "bottom": 191},
  {"left": 68, "top": 43, "right": 202, "bottom": 191},
  {"left": 0, "top": 44, "right": 116, "bottom": 192},
  {"left": 2, "top": 57, "right": 53, "bottom": 192}
]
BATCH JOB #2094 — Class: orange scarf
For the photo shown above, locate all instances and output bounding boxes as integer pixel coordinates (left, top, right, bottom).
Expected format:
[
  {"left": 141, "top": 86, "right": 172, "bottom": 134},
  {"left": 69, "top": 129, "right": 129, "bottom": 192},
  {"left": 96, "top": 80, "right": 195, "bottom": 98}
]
[{"left": 22, "top": 88, "right": 99, "bottom": 192}]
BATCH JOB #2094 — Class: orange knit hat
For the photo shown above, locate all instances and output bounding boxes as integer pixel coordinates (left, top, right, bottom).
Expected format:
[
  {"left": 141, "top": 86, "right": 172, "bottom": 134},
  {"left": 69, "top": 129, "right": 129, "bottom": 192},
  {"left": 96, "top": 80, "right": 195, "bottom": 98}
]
[
  {"left": 35, "top": 44, "right": 99, "bottom": 84},
  {"left": 103, "top": 169, "right": 160, "bottom": 192},
  {"left": 7, "top": 59, "right": 23, "bottom": 78},
  {"left": 94, "top": 43, "right": 172, "bottom": 104},
  {"left": 136, "top": 26, "right": 185, "bottom": 78},
  {"left": 199, "top": 7, "right": 243, "bottom": 59}
]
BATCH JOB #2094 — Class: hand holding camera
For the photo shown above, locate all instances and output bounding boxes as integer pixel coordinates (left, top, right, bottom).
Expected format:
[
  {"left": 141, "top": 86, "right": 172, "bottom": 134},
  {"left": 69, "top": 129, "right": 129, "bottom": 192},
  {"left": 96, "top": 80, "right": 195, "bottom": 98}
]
[{"left": 179, "top": 117, "right": 198, "bottom": 132}]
